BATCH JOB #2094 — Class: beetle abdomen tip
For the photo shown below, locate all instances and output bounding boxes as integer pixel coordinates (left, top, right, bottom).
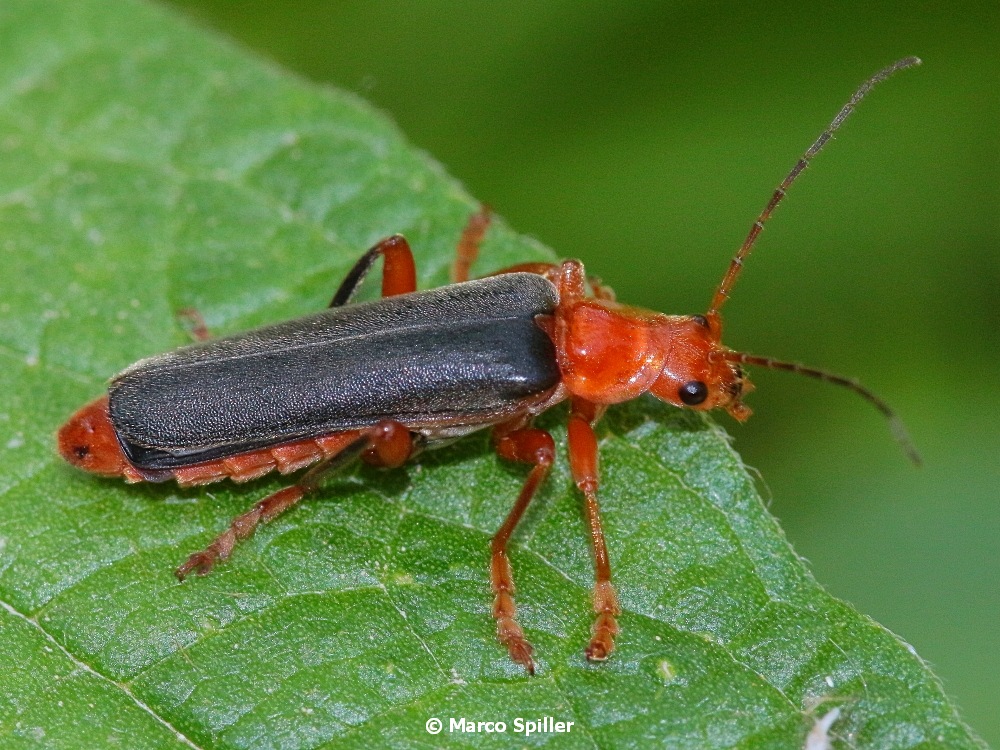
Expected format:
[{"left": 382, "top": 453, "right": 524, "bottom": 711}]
[{"left": 58, "top": 396, "right": 130, "bottom": 478}]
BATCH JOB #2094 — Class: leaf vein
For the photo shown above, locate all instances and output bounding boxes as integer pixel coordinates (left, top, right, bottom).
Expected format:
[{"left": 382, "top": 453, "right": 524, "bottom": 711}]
[{"left": 0, "top": 596, "right": 205, "bottom": 749}]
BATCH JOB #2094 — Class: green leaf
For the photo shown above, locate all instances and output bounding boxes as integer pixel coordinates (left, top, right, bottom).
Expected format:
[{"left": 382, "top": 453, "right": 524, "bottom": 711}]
[{"left": 0, "top": 1, "right": 984, "bottom": 748}]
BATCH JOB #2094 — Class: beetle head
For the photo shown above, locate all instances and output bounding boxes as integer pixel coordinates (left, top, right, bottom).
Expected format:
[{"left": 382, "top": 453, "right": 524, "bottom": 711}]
[{"left": 648, "top": 312, "right": 754, "bottom": 420}]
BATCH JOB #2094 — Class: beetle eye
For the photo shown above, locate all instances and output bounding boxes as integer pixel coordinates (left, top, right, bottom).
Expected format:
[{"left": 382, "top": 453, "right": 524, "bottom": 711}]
[{"left": 678, "top": 380, "right": 708, "bottom": 405}]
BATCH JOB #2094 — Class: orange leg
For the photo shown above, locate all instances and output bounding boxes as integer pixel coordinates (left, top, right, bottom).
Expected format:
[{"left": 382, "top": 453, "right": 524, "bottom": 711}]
[
  {"left": 177, "top": 308, "right": 212, "bottom": 342},
  {"left": 449, "top": 207, "right": 611, "bottom": 298},
  {"left": 329, "top": 234, "right": 418, "bottom": 307},
  {"left": 586, "top": 275, "right": 616, "bottom": 302},
  {"left": 553, "top": 259, "right": 616, "bottom": 303},
  {"left": 488, "top": 259, "right": 615, "bottom": 301},
  {"left": 490, "top": 262, "right": 561, "bottom": 284},
  {"left": 490, "top": 421, "right": 555, "bottom": 675},
  {"left": 567, "top": 398, "right": 620, "bottom": 661},
  {"left": 451, "top": 205, "right": 492, "bottom": 283},
  {"left": 175, "top": 420, "right": 415, "bottom": 579}
]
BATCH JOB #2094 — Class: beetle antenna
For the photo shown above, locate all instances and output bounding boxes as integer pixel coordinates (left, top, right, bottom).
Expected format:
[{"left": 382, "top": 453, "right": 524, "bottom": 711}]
[
  {"left": 724, "top": 351, "right": 921, "bottom": 465},
  {"left": 707, "top": 57, "right": 921, "bottom": 317}
]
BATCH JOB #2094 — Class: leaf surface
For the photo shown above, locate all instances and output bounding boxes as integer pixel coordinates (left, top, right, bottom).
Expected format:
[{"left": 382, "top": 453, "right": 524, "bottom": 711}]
[{"left": 0, "top": 1, "right": 984, "bottom": 748}]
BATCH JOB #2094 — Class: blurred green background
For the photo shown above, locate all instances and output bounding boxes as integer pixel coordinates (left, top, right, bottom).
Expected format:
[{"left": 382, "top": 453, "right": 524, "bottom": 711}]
[{"left": 161, "top": 1, "right": 999, "bottom": 742}]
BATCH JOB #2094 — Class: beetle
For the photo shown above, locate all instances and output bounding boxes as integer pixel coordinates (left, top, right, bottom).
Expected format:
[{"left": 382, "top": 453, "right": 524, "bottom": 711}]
[{"left": 58, "top": 58, "right": 920, "bottom": 675}]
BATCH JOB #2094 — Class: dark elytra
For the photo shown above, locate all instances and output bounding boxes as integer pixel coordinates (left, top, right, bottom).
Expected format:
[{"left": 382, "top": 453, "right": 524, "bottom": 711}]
[{"left": 109, "top": 273, "right": 560, "bottom": 468}]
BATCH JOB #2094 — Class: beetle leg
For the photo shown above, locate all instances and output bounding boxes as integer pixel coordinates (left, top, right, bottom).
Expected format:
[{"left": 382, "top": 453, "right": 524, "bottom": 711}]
[
  {"left": 451, "top": 206, "right": 617, "bottom": 299},
  {"left": 177, "top": 308, "right": 212, "bottom": 341},
  {"left": 358, "top": 421, "right": 419, "bottom": 469},
  {"left": 489, "top": 262, "right": 561, "bottom": 284},
  {"left": 586, "top": 275, "right": 616, "bottom": 302},
  {"left": 329, "top": 235, "right": 418, "bottom": 307},
  {"left": 451, "top": 205, "right": 492, "bottom": 283},
  {"left": 175, "top": 421, "right": 415, "bottom": 579},
  {"left": 490, "top": 420, "right": 555, "bottom": 674},
  {"left": 567, "top": 398, "right": 620, "bottom": 662},
  {"left": 487, "top": 259, "right": 615, "bottom": 301}
]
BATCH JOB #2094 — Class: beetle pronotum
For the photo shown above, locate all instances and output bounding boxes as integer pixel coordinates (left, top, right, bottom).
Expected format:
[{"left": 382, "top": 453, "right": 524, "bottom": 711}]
[{"left": 58, "top": 58, "right": 920, "bottom": 674}]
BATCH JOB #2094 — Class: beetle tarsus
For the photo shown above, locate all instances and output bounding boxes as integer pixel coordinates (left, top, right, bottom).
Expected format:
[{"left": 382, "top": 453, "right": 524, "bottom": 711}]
[
  {"left": 493, "top": 568, "right": 535, "bottom": 674},
  {"left": 585, "top": 580, "right": 620, "bottom": 661},
  {"left": 491, "top": 541, "right": 538, "bottom": 675},
  {"left": 175, "top": 549, "right": 218, "bottom": 580},
  {"left": 175, "top": 484, "right": 306, "bottom": 580},
  {"left": 585, "top": 628, "right": 615, "bottom": 662}
]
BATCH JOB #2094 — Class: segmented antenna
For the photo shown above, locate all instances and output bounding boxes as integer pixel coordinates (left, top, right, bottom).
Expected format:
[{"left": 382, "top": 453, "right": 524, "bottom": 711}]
[
  {"left": 707, "top": 57, "right": 921, "bottom": 316},
  {"left": 723, "top": 351, "right": 922, "bottom": 465}
]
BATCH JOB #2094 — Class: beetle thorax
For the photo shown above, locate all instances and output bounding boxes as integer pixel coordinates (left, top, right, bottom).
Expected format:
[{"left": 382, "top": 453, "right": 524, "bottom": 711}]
[{"left": 554, "top": 300, "right": 674, "bottom": 404}]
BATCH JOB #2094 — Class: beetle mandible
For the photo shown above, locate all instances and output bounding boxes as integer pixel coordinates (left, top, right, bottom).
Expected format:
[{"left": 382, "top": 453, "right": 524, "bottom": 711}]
[{"left": 58, "top": 58, "right": 920, "bottom": 674}]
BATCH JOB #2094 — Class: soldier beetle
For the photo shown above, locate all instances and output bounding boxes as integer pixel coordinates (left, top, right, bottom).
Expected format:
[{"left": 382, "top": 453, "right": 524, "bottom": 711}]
[{"left": 59, "top": 58, "right": 920, "bottom": 673}]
